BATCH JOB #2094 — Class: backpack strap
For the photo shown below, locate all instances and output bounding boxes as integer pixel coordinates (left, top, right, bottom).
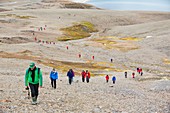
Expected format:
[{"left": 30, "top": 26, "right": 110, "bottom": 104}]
[
  {"left": 27, "top": 68, "right": 31, "bottom": 75},
  {"left": 38, "top": 68, "right": 40, "bottom": 75},
  {"left": 37, "top": 68, "right": 40, "bottom": 77}
]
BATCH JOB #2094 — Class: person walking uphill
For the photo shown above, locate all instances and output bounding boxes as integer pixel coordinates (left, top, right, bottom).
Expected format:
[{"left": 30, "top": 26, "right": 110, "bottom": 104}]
[
  {"left": 81, "top": 70, "right": 86, "bottom": 82},
  {"left": 85, "top": 70, "right": 90, "bottom": 83},
  {"left": 105, "top": 75, "right": 109, "bottom": 83},
  {"left": 67, "top": 69, "right": 74, "bottom": 85},
  {"left": 50, "top": 68, "right": 58, "bottom": 89},
  {"left": 25, "top": 62, "right": 43, "bottom": 105},
  {"left": 112, "top": 76, "right": 116, "bottom": 84},
  {"left": 125, "top": 71, "right": 127, "bottom": 78}
]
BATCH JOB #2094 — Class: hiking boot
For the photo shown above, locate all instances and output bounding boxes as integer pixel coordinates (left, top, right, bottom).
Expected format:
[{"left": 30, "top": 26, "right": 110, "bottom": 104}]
[
  {"left": 32, "top": 101, "right": 36, "bottom": 105},
  {"left": 32, "top": 97, "right": 37, "bottom": 105},
  {"left": 35, "top": 96, "right": 38, "bottom": 104}
]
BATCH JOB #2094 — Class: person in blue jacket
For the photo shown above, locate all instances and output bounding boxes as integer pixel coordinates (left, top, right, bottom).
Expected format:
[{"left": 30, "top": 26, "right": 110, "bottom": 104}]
[
  {"left": 67, "top": 69, "right": 74, "bottom": 85},
  {"left": 50, "top": 68, "right": 58, "bottom": 89},
  {"left": 112, "top": 76, "right": 116, "bottom": 84}
]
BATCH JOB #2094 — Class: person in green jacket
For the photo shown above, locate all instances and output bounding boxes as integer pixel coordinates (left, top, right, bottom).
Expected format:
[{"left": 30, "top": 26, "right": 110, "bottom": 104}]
[{"left": 25, "top": 62, "right": 43, "bottom": 105}]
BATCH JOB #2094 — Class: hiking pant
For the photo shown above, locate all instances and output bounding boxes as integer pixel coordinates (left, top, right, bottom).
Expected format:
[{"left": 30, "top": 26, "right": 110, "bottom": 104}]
[
  {"left": 113, "top": 80, "right": 115, "bottom": 84},
  {"left": 69, "top": 78, "right": 73, "bottom": 85},
  {"left": 125, "top": 75, "right": 127, "bottom": 78},
  {"left": 106, "top": 80, "right": 108, "bottom": 83},
  {"left": 29, "top": 83, "right": 39, "bottom": 98},
  {"left": 82, "top": 77, "right": 85, "bottom": 82},
  {"left": 141, "top": 72, "right": 143, "bottom": 76},
  {"left": 51, "top": 78, "right": 56, "bottom": 89},
  {"left": 86, "top": 77, "right": 89, "bottom": 83}
]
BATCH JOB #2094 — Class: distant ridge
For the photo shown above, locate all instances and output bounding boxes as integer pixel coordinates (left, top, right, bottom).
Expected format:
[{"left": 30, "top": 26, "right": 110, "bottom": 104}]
[{"left": 42, "top": 0, "right": 98, "bottom": 9}]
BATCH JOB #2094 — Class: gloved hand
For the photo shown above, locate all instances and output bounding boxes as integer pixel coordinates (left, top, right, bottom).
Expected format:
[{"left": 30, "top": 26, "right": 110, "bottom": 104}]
[{"left": 25, "top": 86, "right": 29, "bottom": 90}]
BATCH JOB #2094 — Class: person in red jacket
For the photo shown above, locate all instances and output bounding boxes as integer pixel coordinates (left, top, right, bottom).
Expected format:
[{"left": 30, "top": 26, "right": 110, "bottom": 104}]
[
  {"left": 139, "top": 68, "right": 142, "bottom": 74},
  {"left": 81, "top": 70, "right": 86, "bottom": 82},
  {"left": 85, "top": 70, "right": 90, "bottom": 83},
  {"left": 132, "top": 72, "right": 135, "bottom": 78},
  {"left": 105, "top": 75, "right": 109, "bottom": 83},
  {"left": 137, "top": 67, "right": 139, "bottom": 74}
]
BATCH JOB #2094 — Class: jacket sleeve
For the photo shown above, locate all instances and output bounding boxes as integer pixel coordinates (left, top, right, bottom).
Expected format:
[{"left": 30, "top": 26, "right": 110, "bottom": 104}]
[
  {"left": 67, "top": 72, "right": 69, "bottom": 77},
  {"left": 39, "top": 70, "right": 43, "bottom": 86},
  {"left": 50, "top": 71, "right": 52, "bottom": 78},
  {"left": 25, "top": 69, "right": 29, "bottom": 86},
  {"left": 56, "top": 72, "right": 58, "bottom": 80}
]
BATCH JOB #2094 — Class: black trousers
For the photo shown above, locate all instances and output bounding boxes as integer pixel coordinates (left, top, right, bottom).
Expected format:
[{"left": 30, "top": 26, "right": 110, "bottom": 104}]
[
  {"left": 86, "top": 77, "right": 89, "bottom": 83},
  {"left": 51, "top": 78, "right": 56, "bottom": 89},
  {"left": 82, "top": 77, "right": 85, "bottom": 82},
  {"left": 69, "top": 78, "right": 73, "bottom": 85},
  {"left": 29, "top": 83, "right": 39, "bottom": 98},
  {"left": 113, "top": 81, "right": 115, "bottom": 84}
]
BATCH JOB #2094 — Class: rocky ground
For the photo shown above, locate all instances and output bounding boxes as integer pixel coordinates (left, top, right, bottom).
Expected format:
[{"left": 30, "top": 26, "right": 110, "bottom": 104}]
[{"left": 0, "top": 0, "right": 170, "bottom": 113}]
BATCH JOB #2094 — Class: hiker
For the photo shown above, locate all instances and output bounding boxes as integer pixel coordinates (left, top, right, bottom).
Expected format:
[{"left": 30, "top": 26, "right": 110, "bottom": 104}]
[
  {"left": 139, "top": 68, "right": 142, "bottom": 74},
  {"left": 111, "top": 58, "right": 113, "bottom": 63},
  {"left": 125, "top": 71, "right": 127, "bottom": 78},
  {"left": 25, "top": 62, "right": 43, "bottom": 105},
  {"left": 92, "top": 56, "right": 94, "bottom": 60},
  {"left": 81, "top": 70, "right": 86, "bottom": 82},
  {"left": 85, "top": 70, "right": 90, "bottom": 83},
  {"left": 66, "top": 46, "right": 68, "bottom": 50},
  {"left": 137, "top": 68, "right": 141, "bottom": 74},
  {"left": 132, "top": 72, "right": 135, "bottom": 78},
  {"left": 137, "top": 68, "right": 139, "bottom": 74},
  {"left": 112, "top": 76, "right": 116, "bottom": 84},
  {"left": 105, "top": 75, "right": 109, "bottom": 83},
  {"left": 79, "top": 54, "right": 81, "bottom": 58},
  {"left": 50, "top": 68, "right": 58, "bottom": 89},
  {"left": 67, "top": 69, "right": 74, "bottom": 85}
]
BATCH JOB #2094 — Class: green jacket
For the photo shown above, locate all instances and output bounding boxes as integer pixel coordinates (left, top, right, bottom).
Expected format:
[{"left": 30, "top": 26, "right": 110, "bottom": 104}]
[{"left": 25, "top": 67, "right": 43, "bottom": 86}]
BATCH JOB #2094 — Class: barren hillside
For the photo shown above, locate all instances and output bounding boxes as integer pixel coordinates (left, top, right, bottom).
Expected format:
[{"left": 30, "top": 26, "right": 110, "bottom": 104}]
[{"left": 0, "top": 0, "right": 170, "bottom": 113}]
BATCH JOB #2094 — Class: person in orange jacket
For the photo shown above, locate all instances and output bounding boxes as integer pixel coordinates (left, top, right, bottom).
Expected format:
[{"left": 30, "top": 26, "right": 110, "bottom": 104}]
[
  {"left": 105, "top": 75, "right": 109, "bottom": 83},
  {"left": 85, "top": 70, "right": 90, "bottom": 83}
]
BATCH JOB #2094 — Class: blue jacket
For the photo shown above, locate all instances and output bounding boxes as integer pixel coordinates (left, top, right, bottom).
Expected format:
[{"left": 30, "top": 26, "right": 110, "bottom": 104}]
[
  {"left": 112, "top": 76, "right": 116, "bottom": 81},
  {"left": 67, "top": 71, "right": 74, "bottom": 79},
  {"left": 50, "top": 71, "right": 58, "bottom": 80}
]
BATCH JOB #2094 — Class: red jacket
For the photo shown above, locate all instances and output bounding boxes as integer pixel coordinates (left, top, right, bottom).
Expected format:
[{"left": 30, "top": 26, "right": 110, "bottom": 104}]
[
  {"left": 81, "top": 71, "right": 86, "bottom": 78},
  {"left": 86, "top": 72, "right": 90, "bottom": 78},
  {"left": 105, "top": 75, "right": 109, "bottom": 80},
  {"left": 139, "top": 68, "right": 142, "bottom": 73}
]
